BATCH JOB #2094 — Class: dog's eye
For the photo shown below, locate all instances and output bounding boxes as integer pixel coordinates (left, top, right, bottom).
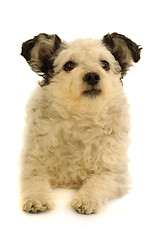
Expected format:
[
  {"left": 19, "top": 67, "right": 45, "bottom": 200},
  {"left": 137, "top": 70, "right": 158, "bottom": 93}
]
[
  {"left": 101, "top": 60, "right": 110, "bottom": 71},
  {"left": 64, "top": 61, "right": 76, "bottom": 72}
]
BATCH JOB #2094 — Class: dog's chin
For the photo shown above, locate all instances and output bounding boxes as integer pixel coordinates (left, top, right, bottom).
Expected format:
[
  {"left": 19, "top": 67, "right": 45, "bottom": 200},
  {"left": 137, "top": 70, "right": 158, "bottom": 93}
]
[{"left": 82, "top": 88, "right": 101, "bottom": 98}]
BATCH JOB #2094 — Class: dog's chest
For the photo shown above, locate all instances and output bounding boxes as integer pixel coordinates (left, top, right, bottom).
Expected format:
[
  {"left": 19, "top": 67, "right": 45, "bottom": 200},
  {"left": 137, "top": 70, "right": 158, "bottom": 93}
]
[
  {"left": 46, "top": 115, "right": 112, "bottom": 169},
  {"left": 46, "top": 116, "right": 112, "bottom": 186},
  {"left": 49, "top": 115, "right": 111, "bottom": 148}
]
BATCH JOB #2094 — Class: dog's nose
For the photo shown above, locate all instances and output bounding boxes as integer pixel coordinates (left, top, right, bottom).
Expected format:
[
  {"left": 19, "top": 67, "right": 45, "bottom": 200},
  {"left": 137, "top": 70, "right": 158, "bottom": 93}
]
[{"left": 83, "top": 72, "right": 100, "bottom": 86}]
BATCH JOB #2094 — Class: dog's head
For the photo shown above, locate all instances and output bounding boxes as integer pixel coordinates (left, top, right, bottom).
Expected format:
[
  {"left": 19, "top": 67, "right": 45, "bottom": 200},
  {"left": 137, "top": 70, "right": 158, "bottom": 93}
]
[{"left": 21, "top": 33, "right": 141, "bottom": 112}]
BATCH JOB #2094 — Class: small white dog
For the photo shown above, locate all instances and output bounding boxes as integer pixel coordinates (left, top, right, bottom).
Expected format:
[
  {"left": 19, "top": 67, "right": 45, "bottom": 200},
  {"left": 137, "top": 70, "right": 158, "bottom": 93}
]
[{"left": 20, "top": 32, "right": 141, "bottom": 214}]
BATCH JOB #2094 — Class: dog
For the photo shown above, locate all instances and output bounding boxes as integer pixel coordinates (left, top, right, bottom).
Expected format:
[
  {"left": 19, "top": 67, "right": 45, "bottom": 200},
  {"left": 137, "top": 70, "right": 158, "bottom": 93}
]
[{"left": 20, "top": 32, "right": 141, "bottom": 214}]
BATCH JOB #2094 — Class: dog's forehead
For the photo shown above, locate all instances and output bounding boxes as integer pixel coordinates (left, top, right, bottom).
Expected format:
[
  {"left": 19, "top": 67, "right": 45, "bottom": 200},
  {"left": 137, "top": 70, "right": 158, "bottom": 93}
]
[
  {"left": 69, "top": 38, "right": 102, "bottom": 50},
  {"left": 69, "top": 38, "right": 111, "bottom": 57},
  {"left": 57, "top": 38, "right": 113, "bottom": 64}
]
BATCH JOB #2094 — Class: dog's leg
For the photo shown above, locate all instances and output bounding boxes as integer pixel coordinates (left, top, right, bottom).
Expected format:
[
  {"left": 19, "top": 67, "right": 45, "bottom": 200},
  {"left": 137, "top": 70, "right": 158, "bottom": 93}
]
[
  {"left": 20, "top": 130, "right": 54, "bottom": 213},
  {"left": 19, "top": 119, "right": 55, "bottom": 213},
  {"left": 71, "top": 172, "right": 129, "bottom": 214},
  {"left": 20, "top": 175, "right": 53, "bottom": 213}
]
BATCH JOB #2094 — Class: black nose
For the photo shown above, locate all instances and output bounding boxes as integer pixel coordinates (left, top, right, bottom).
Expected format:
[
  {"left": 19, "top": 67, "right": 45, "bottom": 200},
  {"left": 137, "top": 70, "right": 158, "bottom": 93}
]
[{"left": 83, "top": 72, "right": 100, "bottom": 86}]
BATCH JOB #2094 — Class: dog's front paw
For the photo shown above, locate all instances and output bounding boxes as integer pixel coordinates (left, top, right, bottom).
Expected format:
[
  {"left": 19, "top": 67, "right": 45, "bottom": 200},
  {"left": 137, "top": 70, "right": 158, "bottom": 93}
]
[
  {"left": 23, "top": 200, "right": 50, "bottom": 214},
  {"left": 70, "top": 196, "right": 99, "bottom": 215}
]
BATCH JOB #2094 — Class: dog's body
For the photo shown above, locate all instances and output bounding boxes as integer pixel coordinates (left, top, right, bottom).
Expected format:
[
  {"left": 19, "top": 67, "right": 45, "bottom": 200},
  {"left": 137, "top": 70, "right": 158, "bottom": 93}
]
[{"left": 20, "top": 33, "right": 141, "bottom": 214}]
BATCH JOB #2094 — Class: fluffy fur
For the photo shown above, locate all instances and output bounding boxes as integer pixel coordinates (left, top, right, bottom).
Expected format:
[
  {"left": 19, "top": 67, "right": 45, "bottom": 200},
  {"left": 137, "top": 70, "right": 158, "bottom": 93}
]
[{"left": 20, "top": 33, "right": 141, "bottom": 214}]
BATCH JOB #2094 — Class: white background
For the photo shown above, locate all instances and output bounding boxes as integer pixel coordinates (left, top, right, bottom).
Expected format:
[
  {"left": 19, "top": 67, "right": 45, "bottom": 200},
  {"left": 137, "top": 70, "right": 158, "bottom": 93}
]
[{"left": 1, "top": 0, "right": 160, "bottom": 239}]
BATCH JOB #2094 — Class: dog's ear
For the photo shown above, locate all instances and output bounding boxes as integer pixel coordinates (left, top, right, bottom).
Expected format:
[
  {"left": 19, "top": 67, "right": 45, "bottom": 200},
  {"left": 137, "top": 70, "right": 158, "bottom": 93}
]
[
  {"left": 102, "top": 32, "right": 142, "bottom": 78},
  {"left": 21, "top": 33, "right": 62, "bottom": 78}
]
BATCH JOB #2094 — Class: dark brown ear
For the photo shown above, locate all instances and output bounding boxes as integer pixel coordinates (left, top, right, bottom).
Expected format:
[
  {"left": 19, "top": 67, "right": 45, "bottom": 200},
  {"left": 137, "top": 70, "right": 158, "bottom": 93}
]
[
  {"left": 21, "top": 33, "right": 62, "bottom": 79},
  {"left": 102, "top": 32, "right": 142, "bottom": 78}
]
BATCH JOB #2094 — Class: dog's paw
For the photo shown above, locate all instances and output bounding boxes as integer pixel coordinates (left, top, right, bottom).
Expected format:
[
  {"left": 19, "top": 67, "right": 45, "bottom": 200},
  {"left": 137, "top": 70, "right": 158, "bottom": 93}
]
[
  {"left": 70, "top": 196, "right": 99, "bottom": 215},
  {"left": 23, "top": 200, "right": 50, "bottom": 214}
]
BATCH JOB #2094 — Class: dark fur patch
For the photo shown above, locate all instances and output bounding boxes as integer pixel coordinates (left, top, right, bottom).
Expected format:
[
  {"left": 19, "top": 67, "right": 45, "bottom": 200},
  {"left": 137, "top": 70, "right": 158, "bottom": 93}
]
[
  {"left": 54, "top": 35, "right": 61, "bottom": 50},
  {"left": 21, "top": 33, "right": 62, "bottom": 87},
  {"left": 21, "top": 35, "right": 39, "bottom": 61},
  {"left": 103, "top": 32, "right": 142, "bottom": 78}
]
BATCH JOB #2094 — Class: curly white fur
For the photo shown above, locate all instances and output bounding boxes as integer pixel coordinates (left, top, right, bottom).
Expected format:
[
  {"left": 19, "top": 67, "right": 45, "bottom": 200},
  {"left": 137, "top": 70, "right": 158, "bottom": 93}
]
[{"left": 20, "top": 36, "right": 137, "bottom": 214}]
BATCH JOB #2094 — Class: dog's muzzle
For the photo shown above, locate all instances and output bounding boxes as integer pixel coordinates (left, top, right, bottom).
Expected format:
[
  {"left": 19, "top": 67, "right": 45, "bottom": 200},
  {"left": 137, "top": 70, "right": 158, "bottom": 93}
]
[{"left": 83, "top": 72, "right": 101, "bottom": 97}]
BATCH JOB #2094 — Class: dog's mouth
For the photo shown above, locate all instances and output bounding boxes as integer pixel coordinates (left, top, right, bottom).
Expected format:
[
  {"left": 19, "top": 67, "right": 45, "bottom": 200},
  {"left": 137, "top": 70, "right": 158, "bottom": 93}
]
[{"left": 82, "top": 88, "right": 101, "bottom": 98}]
